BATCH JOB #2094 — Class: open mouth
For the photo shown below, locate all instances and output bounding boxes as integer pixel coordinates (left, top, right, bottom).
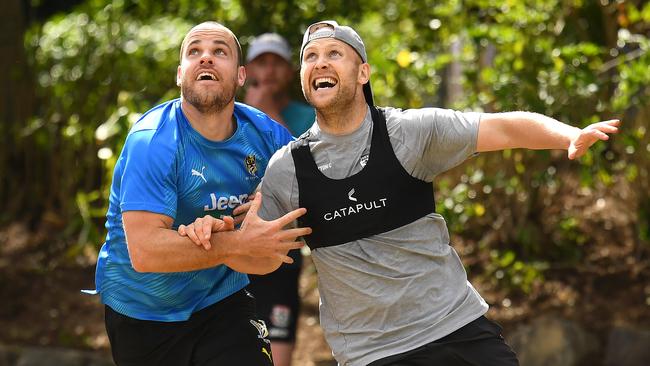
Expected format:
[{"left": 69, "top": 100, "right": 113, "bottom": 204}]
[
  {"left": 312, "top": 77, "right": 338, "bottom": 91},
  {"left": 196, "top": 72, "right": 217, "bottom": 81}
]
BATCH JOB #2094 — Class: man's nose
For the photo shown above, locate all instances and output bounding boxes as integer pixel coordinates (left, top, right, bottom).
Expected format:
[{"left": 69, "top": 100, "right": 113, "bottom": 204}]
[
  {"left": 200, "top": 53, "right": 214, "bottom": 65},
  {"left": 314, "top": 56, "right": 329, "bottom": 69}
]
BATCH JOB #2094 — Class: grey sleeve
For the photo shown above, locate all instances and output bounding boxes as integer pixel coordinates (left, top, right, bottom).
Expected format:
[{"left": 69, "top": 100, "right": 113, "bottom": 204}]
[
  {"left": 258, "top": 145, "right": 298, "bottom": 221},
  {"left": 385, "top": 107, "right": 481, "bottom": 181}
]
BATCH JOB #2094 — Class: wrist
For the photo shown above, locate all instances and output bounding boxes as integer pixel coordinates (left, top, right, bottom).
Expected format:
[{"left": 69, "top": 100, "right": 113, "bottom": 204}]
[
  {"left": 566, "top": 126, "right": 581, "bottom": 149},
  {"left": 210, "top": 230, "right": 239, "bottom": 261}
]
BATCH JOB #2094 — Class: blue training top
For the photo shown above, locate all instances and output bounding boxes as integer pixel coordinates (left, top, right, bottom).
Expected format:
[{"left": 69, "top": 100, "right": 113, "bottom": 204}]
[
  {"left": 94, "top": 99, "right": 292, "bottom": 321},
  {"left": 280, "top": 100, "right": 315, "bottom": 137}
]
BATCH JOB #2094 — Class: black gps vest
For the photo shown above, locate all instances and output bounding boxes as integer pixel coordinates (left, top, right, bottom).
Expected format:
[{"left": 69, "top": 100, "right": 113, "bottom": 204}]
[{"left": 291, "top": 106, "right": 435, "bottom": 250}]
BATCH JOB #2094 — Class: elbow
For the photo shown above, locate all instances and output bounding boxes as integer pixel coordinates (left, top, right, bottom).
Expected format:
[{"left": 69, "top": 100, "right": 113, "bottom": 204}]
[
  {"left": 131, "top": 259, "right": 150, "bottom": 273},
  {"left": 127, "top": 241, "right": 153, "bottom": 273}
]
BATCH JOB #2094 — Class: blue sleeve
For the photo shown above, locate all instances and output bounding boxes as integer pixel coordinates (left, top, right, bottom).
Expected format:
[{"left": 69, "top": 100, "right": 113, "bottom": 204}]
[
  {"left": 269, "top": 116, "right": 294, "bottom": 150},
  {"left": 119, "top": 130, "right": 178, "bottom": 218}
]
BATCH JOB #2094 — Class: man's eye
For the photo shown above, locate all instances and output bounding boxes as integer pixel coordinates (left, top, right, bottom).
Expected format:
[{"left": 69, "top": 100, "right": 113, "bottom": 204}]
[
  {"left": 304, "top": 53, "right": 316, "bottom": 61},
  {"left": 329, "top": 50, "right": 340, "bottom": 57},
  {"left": 188, "top": 48, "right": 199, "bottom": 56},
  {"left": 215, "top": 49, "right": 226, "bottom": 55}
]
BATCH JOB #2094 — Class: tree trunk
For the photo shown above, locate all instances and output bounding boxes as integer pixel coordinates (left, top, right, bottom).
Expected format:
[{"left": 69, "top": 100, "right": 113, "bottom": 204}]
[{"left": 0, "top": 0, "right": 34, "bottom": 222}]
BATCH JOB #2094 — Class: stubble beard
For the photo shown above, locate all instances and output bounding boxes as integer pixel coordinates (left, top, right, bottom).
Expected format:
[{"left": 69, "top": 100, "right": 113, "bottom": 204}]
[
  {"left": 305, "top": 84, "right": 357, "bottom": 117},
  {"left": 181, "top": 76, "right": 237, "bottom": 114}
]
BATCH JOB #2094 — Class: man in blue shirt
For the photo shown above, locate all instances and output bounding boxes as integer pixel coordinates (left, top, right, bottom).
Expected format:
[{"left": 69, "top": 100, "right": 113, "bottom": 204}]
[
  {"left": 93, "top": 21, "right": 311, "bottom": 366},
  {"left": 243, "top": 32, "right": 316, "bottom": 366},
  {"left": 244, "top": 33, "right": 315, "bottom": 137}
]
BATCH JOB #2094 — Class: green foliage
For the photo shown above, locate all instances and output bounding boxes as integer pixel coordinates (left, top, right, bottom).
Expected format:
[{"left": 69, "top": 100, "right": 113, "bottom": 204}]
[
  {"left": 10, "top": 0, "right": 650, "bottom": 293},
  {"left": 22, "top": 2, "right": 193, "bottom": 248},
  {"left": 485, "top": 248, "right": 548, "bottom": 295}
]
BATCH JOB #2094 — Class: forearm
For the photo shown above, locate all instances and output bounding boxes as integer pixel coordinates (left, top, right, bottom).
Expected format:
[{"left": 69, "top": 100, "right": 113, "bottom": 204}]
[
  {"left": 127, "top": 227, "right": 242, "bottom": 273},
  {"left": 477, "top": 111, "right": 581, "bottom": 152}
]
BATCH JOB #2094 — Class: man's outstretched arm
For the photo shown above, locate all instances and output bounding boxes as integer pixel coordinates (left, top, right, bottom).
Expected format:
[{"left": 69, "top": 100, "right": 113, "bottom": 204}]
[{"left": 476, "top": 112, "right": 620, "bottom": 159}]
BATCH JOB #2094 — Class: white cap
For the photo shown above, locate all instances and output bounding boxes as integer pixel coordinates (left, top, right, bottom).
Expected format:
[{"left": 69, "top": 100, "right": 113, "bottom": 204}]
[{"left": 246, "top": 33, "right": 292, "bottom": 63}]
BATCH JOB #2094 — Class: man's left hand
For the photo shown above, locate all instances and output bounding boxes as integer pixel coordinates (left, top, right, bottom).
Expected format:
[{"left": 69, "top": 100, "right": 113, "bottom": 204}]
[{"left": 568, "top": 119, "right": 621, "bottom": 160}]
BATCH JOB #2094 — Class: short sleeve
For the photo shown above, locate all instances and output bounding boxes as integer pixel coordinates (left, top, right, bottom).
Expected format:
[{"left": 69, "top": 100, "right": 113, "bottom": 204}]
[
  {"left": 119, "top": 130, "right": 178, "bottom": 218},
  {"left": 258, "top": 144, "right": 297, "bottom": 221},
  {"left": 270, "top": 116, "right": 294, "bottom": 151},
  {"left": 387, "top": 107, "right": 481, "bottom": 180}
]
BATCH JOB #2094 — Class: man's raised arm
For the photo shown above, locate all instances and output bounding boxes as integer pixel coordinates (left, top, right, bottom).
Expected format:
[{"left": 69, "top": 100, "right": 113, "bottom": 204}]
[{"left": 476, "top": 111, "right": 620, "bottom": 159}]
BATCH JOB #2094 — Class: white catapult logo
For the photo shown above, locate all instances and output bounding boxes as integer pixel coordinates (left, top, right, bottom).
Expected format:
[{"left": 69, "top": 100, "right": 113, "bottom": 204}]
[
  {"left": 191, "top": 166, "right": 207, "bottom": 183},
  {"left": 323, "top": 187, "right": 388, "bottom": 221},
  {"left": 348, "top": 188, "right": 357, "bottom": 202}
]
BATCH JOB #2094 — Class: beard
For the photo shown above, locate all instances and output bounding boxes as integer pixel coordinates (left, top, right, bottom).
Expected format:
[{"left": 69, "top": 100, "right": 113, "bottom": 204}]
[
  {"left": 181, "top": 74, "right": 237, "bottom": 114},
  {"left": 303, "top": 82, "right": 358, "bottom": 115}
]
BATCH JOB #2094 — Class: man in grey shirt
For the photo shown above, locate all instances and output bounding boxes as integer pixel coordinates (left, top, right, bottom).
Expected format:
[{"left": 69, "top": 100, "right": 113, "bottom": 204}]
[{"left": 180, "top": 20, "right": 620, "bottom": 366}]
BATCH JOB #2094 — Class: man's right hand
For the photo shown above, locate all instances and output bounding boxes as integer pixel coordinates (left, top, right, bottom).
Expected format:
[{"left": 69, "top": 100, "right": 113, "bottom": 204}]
[
  {"left": 179, "top": 192, "right": 311, "bottom": 264},
  {"left": 178, "top": 215, "right": 235, "bottom": 251}
]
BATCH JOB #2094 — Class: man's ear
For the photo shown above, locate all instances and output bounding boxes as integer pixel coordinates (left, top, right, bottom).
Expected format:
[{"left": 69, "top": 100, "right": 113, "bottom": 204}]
[
  {"left": 358, "top": 63, "right": 370, "bottom": 85},
  {"left": 176, "top": 65, "right": 182, "bottom": 87},
  {"left": 237, "top": 65, "right": 246, "bottom": 87}
]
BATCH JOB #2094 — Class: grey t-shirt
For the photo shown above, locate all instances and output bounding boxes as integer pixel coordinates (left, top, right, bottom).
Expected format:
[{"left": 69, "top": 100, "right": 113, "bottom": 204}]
[{"left": 259, "top": 106, "right": 489, "bottom": 366}]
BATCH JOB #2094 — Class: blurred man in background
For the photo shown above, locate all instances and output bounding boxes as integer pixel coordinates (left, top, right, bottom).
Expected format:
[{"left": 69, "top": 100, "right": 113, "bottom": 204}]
[
  {"left": 244, "top": 32, "right": 315, "bottom": 366},
  {"left": 245, "top": 33, "right": 315, "bottom": 137}
]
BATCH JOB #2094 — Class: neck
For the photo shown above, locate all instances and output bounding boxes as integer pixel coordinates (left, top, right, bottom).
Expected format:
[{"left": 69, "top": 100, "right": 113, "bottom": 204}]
[
  {"left": 180, "top": 98, "right": 236, "bottom": 141},
  {"left": 316, "top": 97, "right": 368, "bottom": 135}
]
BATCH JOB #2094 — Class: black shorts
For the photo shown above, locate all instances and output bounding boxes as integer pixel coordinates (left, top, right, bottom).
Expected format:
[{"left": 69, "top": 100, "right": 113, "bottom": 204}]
[
  {"left": 104, "top": 289, "right": 274, "bottom": 366},
  {"left": 247, "top": 249, "right": 302, "bottom": 342},
  {"left": 369, "top": 316, "right": 519, "bottom": 366}
]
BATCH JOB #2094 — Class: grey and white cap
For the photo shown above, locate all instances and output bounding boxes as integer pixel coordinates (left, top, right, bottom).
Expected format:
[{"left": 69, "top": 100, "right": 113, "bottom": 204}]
[
  {"left": 300, "top": 20, "right": 374, "bottom": 106},
  {"left": 246, "top": 33, "right": 292, "bottom": 63}
]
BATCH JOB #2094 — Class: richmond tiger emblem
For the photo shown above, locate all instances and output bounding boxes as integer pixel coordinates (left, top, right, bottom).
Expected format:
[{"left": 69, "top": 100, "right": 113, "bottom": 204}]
[{"left": 245, "top": 154, "right": 258, "bottom": 176}]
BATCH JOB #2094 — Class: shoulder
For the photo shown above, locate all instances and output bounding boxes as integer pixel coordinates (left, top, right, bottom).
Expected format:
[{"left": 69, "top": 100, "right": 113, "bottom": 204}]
[
  {"left": 269, "top": 140, "right": 298, "bottom": 168},
  {"left": 267, "top": 137, "right": 308, "bottom": 177},
  {"left": 123, "top": 99, "right": 181, "bottom": 159},
  {"left": 261, "top": 142, "right": 296, "bottom": 190},
  {"left": 233, "top": 101, "right": 282, "bottom": 133},
  {"left": 381, "top": 105, "right": 481, "bottom": 132},
  {"left": 381, "top": 105, "right": 444, "bottom": 124},
  {"left": 379, "top": 106, "right": 425, "bottom": 131},
  {"left": 234, "top": 102, "right": 293, "bottom": 145},
  {"left": 130, "top": 99, "right": 180, "bottom": 134}
]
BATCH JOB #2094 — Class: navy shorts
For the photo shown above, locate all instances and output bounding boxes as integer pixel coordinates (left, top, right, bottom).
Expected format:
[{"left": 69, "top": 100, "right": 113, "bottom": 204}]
[
  {"left": 247, "top": 249, "right": 302, "bottom": 342},
  {"left": 104, "top": 289, "right": 274, "bottom": 366},
  {"left": 369, "top": 316, "right": 519, "bottom": 366}
]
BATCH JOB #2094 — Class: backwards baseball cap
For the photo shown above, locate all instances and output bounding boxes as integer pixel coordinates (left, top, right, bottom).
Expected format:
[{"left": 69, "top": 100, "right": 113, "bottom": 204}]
[
  {"left": 246, "top": 33, "right": 292, "bottom": 63},
  {"left": 300, "top": 20, "right": 374, "bottom": 106}
]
